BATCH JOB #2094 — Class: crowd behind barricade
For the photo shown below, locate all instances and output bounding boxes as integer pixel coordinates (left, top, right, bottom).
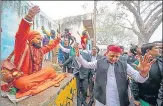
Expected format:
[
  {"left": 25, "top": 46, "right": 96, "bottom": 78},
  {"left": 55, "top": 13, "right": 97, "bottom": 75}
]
[{"left": 1, "top": 5, "right": 163, "bottom": 106}]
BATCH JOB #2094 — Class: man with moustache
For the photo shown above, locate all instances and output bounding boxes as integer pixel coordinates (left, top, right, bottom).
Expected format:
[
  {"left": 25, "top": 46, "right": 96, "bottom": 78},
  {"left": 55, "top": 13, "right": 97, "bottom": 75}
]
[
  {"left": 74, "top": 45, "right": 155, "bottom": 106},
  {"left": 59, "top": 43, "right": 90, "bottom": 106},
  {"left": 87, "top": 46, "right": 102, "bottom": 106},
  {"left": 131, "top": 43, "right": 163, "bottom": 106},
  {"left": 11, "top": 6, "right": 61, "bottom": 98}
]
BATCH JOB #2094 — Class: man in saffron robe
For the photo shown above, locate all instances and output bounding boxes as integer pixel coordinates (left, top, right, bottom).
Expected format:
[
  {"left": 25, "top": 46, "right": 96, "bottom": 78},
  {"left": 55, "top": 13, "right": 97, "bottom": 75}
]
[{"left": 12, "top": 6, "right": 64, "bottom": 98}]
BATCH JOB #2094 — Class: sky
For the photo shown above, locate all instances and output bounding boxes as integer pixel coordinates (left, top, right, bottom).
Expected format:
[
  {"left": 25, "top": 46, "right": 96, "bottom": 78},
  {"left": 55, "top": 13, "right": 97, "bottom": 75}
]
[
  {"left": 149, "top": 23, "right": 162, "bottom": 43},
  {"left": 31, "top": 1, "right": 94, "bottom": 20},
  {"left": 31, "top": 1, "right": 162, "bottom": 43}
]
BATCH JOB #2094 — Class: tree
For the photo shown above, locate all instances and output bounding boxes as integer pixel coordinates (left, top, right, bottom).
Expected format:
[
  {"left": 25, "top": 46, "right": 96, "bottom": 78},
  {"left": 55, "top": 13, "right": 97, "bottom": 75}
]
[
  {"left": 96, "top": 1, "right": 138, "bottom": 49},
  {"left": 117, "top": 1, "right": 162, "bottom": 45}
]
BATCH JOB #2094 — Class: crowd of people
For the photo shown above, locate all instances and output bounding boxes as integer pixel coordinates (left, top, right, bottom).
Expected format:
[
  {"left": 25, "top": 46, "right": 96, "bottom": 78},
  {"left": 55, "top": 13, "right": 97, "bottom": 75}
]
[
  {"left": 1, "top": 5, "right": 163, "bottom": 106},
  {"left": 46, "top": 28, "right": 163, "bottom": 106},
  {"left": 59, "top": 40, "right": 162, "bottom": 106}
]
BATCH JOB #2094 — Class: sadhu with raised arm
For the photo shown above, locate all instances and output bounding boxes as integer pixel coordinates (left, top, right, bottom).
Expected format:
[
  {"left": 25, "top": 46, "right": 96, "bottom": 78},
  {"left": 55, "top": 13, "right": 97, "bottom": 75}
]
[{"left": 1, "top": 6, "right": 66, "bottom": 99}]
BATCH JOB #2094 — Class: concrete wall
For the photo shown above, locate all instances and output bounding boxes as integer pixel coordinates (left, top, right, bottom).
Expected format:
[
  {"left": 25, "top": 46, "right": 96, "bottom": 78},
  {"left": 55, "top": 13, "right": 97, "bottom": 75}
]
[{"left": 1, "top": 1, "right": 57, "bottom": 60}]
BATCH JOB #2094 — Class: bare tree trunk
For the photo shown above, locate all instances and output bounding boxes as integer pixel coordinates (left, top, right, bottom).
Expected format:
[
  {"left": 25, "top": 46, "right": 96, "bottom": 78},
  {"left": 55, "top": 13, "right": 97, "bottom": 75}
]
[
  {"left": 119, "top": 1, "right": 162, "bottom": 45},
  {"left": 138, "top": 34, "right": 150, "bottom": 46},
  {"left": 138, "top": 37, "right": 144, "bottom": 46}
]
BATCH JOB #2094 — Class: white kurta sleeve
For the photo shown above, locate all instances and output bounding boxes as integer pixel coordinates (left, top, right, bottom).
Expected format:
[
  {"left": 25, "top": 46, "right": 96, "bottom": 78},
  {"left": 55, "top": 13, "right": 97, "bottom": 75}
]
[
  {"left": 59, "top": 43, "right": 70, "bottom": 53},
  {"left": 75, "top": 55, "right": 97, "bottom": 69},
  {"left": 126, "top": 64, "right": 149, "bottom": 83}
]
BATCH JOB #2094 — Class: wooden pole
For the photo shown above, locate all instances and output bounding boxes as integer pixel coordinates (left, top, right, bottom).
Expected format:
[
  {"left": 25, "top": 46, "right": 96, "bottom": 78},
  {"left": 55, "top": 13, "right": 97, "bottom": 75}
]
[{"left": 93, "top": 0, "right": 97, "bottom": 46}]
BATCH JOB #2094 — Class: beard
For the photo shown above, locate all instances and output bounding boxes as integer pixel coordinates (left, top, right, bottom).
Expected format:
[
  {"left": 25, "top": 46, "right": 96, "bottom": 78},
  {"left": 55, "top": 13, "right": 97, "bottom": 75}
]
[{"left": 32, "top": 42, "right": 41, "bottom": 48}]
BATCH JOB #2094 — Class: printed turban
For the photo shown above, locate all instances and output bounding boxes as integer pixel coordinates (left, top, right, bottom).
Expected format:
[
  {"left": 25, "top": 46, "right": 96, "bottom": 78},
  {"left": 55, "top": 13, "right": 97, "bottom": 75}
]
[
  {"left": 28, "top": 31, "right": 42, "bottom": 42},
  {"left": 107, "top": 45, "right": 122, "bottom": 53}
]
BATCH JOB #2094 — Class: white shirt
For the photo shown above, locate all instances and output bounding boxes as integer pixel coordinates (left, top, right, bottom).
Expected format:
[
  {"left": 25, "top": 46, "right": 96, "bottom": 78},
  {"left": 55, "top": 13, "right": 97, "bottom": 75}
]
[
  {"left": 91, "top": 55, "right": 97, "bottom": 61},
  {"left": 83, "top": 50, "right": 91, "bottom": 54},
  {"left": 59, "top": 44, "right": 82, "bottom": 68},
  {"left": 76, "top": 55, "right": 149, "bottom": 106},
  {"left": 59, "top": 43, "right": 70, "bottom": 53}
]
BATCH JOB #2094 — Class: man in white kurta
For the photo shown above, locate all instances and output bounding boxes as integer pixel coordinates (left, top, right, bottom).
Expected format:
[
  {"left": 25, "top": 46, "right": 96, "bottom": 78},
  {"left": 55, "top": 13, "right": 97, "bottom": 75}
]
[{"left": 74, "top": 45, "right": 155, "bottom": 106}]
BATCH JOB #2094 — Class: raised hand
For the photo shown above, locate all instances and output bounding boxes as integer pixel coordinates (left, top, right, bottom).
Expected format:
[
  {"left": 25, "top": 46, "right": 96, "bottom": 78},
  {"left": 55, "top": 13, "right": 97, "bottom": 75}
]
[
  {"left": 56, "top": 34, "right": 61, "bottom": 43},
  {"left": 59, "top": 64, "right": 63, "bottom": 68},
  {"left": 134, "top": 100, "right": 140, "bottom": 106},
  {"left": 25, "top": 6, "right": 40, "bottom": 21},
  {"left": 56, "top": 34, "right": 61, "bottom": 39},
  {"left": 75, "top": 46, "right": 80, "bottom": 57},
  {"left": 137, "top": 53, "right": 156, "bottom": 77}
]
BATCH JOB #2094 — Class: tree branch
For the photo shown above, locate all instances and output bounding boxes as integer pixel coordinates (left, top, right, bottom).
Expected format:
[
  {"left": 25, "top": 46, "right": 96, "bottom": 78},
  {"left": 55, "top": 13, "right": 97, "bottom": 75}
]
[
  {"left": 144, "top": 2, "right": 162, "bottom": 23},
  {"left": 140, "top": 1, "right": 155, "bottom": 14},
  {"left": 119, "top": 23, "right": 144, "bottom": 42},
  {"left": 127, "top": 18, "right": 133, "bottom": 26},
  {"left": 131, "top": 1, "right": 138, "bottom": 10},
  {"left": 119, "top": 24, "right": 133, "bottom": 30},
  {"left": 116, "top": 15, "right": 133, "bottom": 27},
  {"left": 147, "top": 14, "right": 162, "bottom": 36},
  {"left": 98, "top": 34, "right": 111, "bottom": 45},
  {"left": 120, "top": 1, "right": 145, "bottom": 34},
  {"left": 131, "top": 1, "right": 140, "bottom": 14},
  {"left": 97, "top": 36, "right": 103, "bottom": 44},
  {"left": 137, "top": 1, "right": 140, "bottom": 14},
  {"left": 145, "top": 7, "right": 162, "bottom": 29},
  {"left": 115, "top": 35, "right": 129, "bottom": 44}
]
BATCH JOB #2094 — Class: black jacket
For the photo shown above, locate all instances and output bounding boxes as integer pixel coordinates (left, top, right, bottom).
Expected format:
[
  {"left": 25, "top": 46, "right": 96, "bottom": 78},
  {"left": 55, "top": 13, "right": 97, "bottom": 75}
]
[
  {"left": 119, "top": 54, "right": 128, "bottom": 62},
  {"left": 131, "top": 56, "right": 163, "bottom": 106},
  {"left": 94, "top": 57, "right": 129, "bottom": 106},
  {"left": 127, "top": 55, "right": 137, "bottom": 65},
  {"left": 62, "top": 52, "right": 91, "bottom": 79},
  {"left": 62, "top": 46, "right": 72, "bottom": 68},
  {"left": 157, "top": 56, "right": 163, "bottom": 106},
  {"left": 87, "top": 54, "right": 103, "bottom": 75}
]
